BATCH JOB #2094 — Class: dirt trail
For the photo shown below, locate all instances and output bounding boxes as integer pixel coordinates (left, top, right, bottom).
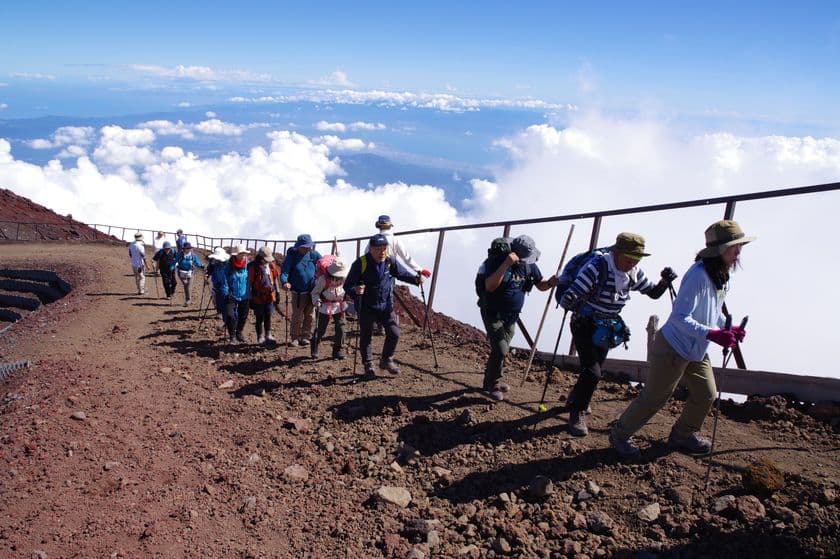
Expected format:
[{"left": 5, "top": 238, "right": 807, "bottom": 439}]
[{"left": 1, "top": 242, "right": 838, "bottom": 558}]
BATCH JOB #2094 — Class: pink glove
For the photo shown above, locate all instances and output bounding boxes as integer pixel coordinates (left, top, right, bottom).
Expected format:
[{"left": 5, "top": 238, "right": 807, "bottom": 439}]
[
  {"left": 421, "top": 269, "right": 432, "bottom": 278},
  {"left": 730, "top": 325, "right": 746, "bottom": 343},
  {"left": 706, "top": 329, "right": 736, "bottom": 349}
]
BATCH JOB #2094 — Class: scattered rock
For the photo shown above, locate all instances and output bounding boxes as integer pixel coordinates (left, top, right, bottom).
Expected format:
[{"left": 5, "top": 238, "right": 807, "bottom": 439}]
[
  {"left": 218, "top": 380, "right": 234, "bottom": 389},
  {"left": 564, "top": 540, "right": 582, "bottom": 556},
  {"left": 576, "top": 489, "right": 593, "bottom": 502},
  {"left": 426, "top": 530, "right": 441, "bottom": 548},
  {"left": 103, "top": 461, "right": 119, "bottom": 471},
  {"left": 283, "top": 417, "right": 313, "bottom": 433},
  {"left": 32, "top": 551, "right": 48, "bottom": 559},
  {"left": 406, "top": 549, "right": 425, "bottom": 559},
  {"left": 247, "top": 453, "right": 260, "bottom": 465},
  {"left": 742, "top": 458, "right": 784, "bottom": 497},
  {"left": 408, "top": 518, "right": 441, "bottom": 536},
  {"left": 382, "top": 533, "right": 405, "bottom": 557},
  {"left": 458, "top": 544, "right": 479, "bottom": 557},
  {"left": 586, "top": 480, "right": 602, "bottom": 497},
  {"left": 492, "top": 536, "right": 511, "bottom": 555},
  {"left": 239, "top": 496, "right": 257, "bottom": 512},
  {"left": 283, "top": 464, "right": 309, "bottom": 483},
  {"left": 666, "top": 484, "right": 693, "bottom": 507},
  {"left": 527, "top": 475, "right": 554, "bottom": 499},
  {"left": 70, "top": 411, "right": 86, "bottom": 421},
  {"left": 159, "top": 367, "right": 173, "bottom": 374},
  {"left": 734, "top": 495, "right": 766, "bottom": 522},
  {"left": 375, "top": 486, "right": 412, "bottom": 508},
  {"left": 638, "top": 502, "right": 661, "bottom": 523},
  {"left": 586, "top": 510, "right": 614, "bottom": 534},
  {"left": 713, "top": 495, "right": 736, "bottom": 515},
  {"left": 822, "top": 487, "right": 837, "bottom": 504}
]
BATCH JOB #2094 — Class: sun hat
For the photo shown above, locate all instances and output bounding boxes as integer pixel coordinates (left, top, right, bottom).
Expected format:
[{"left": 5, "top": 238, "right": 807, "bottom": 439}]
[
  {"left": 162, "top": 241, "right": 172, "bottom": 249},
  {"left": 369, "top": 233, "right": 389, "bottom": 247},
  {"left": 209, "top": 247, "right": 231, "bottom": 261},
  {"left": 293, "top": 234, "right": 315, "bottom": 249},
  {"left": 134, "top": 232, "right": 143, "bottom": 240},
  {"left": 511, "top": 235, "right": 541, "bottom": 264},
  {"left": 231, "top": 244, "right": 250, "bottom": 256},
  {"left": 257, "top": 246, "right": 275, "bottom": 262},
  {"left": 327, "top": 258, "right": 349, "bottom": 278},
  {"left": 612, "top": 233, "right": 650, "bottom": 259},
  {"left": 697, "top": 220, "right": 756, "bottom": 258},
  {"left": 182, "top": 242, "right": 192, "bottom": 250},
  {"left": 375, "top": 215, "right": 393, "bottom": 229}
]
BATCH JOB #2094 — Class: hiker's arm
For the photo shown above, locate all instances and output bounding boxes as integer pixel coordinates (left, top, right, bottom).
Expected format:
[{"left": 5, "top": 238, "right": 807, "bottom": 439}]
[
  {"left": 344, "top": 261, "right": 362, "bottom": 297},
  {"left": 310, "top": 276, "right": 325, "bottom": 306},
  {"left": 484, "top": 253, "right": 518, "bottom": 293},
  {"left": 559, "top": 261, "right": 599, "bottom": 310},
  {"left": 393, "top": 260, "right": 422, "bottom": 285}
]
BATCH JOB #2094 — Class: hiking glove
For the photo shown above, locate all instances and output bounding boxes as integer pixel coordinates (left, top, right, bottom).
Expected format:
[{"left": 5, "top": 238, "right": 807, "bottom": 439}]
[
  {"left": 421, "top": 269, "right": 431, "bottom": 278},
  {"left": 559, "top": 292, "right": 577, "bottom": 311},
  {"left": 706, "top": 328, "right": 736, "bottom": 348},
  {"left": 660, "top": 267, "right": 678, "bottom": 284},
  {"left": 730, "top": 325, "right": 746, "bottom": 343}
]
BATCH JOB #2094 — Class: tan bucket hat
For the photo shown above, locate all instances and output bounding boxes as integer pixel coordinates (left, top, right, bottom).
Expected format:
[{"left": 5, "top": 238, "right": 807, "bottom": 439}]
[
  {"left": 327, "top": 257, "right": 348, "bottom": 278},
  {"left": 612, "top": 232, "right": 650, "bottom": 258},
  {"left": 134, "top": 232, "right": 144, "bottom": 241},
  {"left": 231, "top": 244, "right": 250, "bottom": 256},
  {"left": 697, "top": 220, "right": 756, "bottom": 258},
  {"left": 257, "top": 246, "right": 275, "bottom": 262}
]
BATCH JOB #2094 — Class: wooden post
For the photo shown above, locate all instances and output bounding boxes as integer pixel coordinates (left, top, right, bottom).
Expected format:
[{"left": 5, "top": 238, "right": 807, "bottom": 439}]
[
  {"left": 356, "top": 239, "right": 361, "bottom": 259},
  {"left": 426, "top": 230, "right": 446, "bottom": 313},
  {"left": 569, "top": 216, "right": 603, "bottom": 356},
  {"left": 502, "top": 224, "right": 511, "bottom": 238}
]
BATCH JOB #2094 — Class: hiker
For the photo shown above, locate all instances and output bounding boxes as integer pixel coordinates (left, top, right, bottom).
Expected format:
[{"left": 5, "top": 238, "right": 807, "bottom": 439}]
[
  {"left": 610, "top": 221, "right": 754, "bottom": 459},
  {"left": 310, "top": 256, "right": 350, "bottom": 360},
  {"left": 152, "top": 241, "right": 178, "bottom": 299},
  {"left": 151, "top": 231, "right": 167, "bottom": 273},
  {"left": 221, "top": 245, "right": 251, "bottom": 344},
  {"left": 558, "top": 233, "right": 676, "bottom": 437},
  {"left": 475, "top": 235, "right": 556, "bottom": 401},
  {"left": 344, "top": 233, "right": 423, "bottom": 378},
  {"left": 366, "top": 215, "right": 431, "bottom": 278},
  {"left": 175, "top": 229, "right": 187, "bottom": 252},
  {"left": 248, "top": 246, "right": 281, "bottom": 345},
  {"left": 128, "top": 232, "right": 146, "bottom": 295},
  {"left": 205, "top": 247, "right": 230, "bottom": 318},
  {"left": 174, "top": 242, "right": 203, "bottom": 306},
  {"left": 280, "top": 234, "right": 322, "bottom": 346}
]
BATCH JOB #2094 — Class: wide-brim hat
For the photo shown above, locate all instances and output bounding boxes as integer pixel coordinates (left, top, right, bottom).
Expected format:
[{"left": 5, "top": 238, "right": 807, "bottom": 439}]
[
  {"left": 182, "top": 242, "right": 192, "bottom": 250},
  {"left": 232, "top": 244, "right": 250, "bottom": 256},
  {"left": 209, "top": 247, "right": 230, "bottom": 261},
  {"left": 697, "top": 220, "right": 756, "bottom": 258},
  {"left": 511, "top": 234, "right": 541, "bottom": 264},
  {"left": 134, "top": 233, "right": 143, "bottom": 240},
  {"left": 327, "top": 258, "right": 348, "bottom": 278},
  {"left": 375, "top": 214, "right": 393, "bottom": 229},
  {"left": 612, "top": 232, "right": 650, "bottom": 259},
  {"left": 257, "top": 246, "right": 275, "bottom": 262},
  {"left": 293, "top": 234, "right": 315, "bottom": 249},
  {"left": 369, "top": 233, "right": 389, "bottom": 247}
]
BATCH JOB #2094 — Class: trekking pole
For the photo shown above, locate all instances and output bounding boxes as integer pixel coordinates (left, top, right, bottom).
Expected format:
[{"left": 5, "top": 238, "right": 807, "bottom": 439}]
[
  {"left": 419, "top": 281, "right": 439, "bottom": 369},
  {"left": 520, "top": 224, "right": 575, "bottom": 387},
  {"left": 535, "top": 309, "right": 568, "bottom": 416},
  {"left": 153, "top": 269, "right": 160, "bottom": 299},
  {"left": 668, "top": 284, "right": 676, "bottom": 305},
  {"left": 704, "top": 314, "right": 747, "bottom": 491},
  {"left": 197, "top": 286, "right": 215, "bottom": 332},
  {"left": 352, "top": 297, "right": 361, "bottom": 376},
  {"left": 198, "top": 278, "right": 207, "bottom": 313},
  {"left": 283, "top": 290, "right": 291, "bottom": 359}
]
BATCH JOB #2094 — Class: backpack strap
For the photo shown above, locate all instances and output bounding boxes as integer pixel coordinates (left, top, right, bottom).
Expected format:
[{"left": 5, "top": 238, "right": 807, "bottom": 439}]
[{"left": 360, "top": 254, "right": 367, "bottom": 276}]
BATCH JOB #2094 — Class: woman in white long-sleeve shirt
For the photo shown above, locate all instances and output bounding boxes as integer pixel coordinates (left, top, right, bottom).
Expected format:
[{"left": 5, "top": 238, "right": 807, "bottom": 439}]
[{"left": 610, "top": 220, "right": 755, "bottom": 459}]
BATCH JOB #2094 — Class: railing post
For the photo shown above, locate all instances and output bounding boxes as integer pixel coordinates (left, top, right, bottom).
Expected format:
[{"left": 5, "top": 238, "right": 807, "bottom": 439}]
[
  {"left": 502, "top": 224, "right": 511, "bottom": 238},
  {"left": 426, "top": 230, "right": 446, "bottom": 313},
  {"left": 356, "top": 239, "right": 361, "bottom": 259},
  {"left": 569, "top": 215, "right": 603, "bottom": 356},
  {"left": 724, "top": 201, "right": 736, "bottom": 220}
]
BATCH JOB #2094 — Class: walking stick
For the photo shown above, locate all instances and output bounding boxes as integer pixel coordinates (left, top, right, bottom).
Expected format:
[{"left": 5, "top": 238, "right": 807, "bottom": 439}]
[
  {"left": 704, "top": 315, "right": 748, "bottom": 491},
  {"left": 197, "top": 278, "right": 207, "bottom": 313},
  {"left": 535, "top": 309, "right": 568, "bottom": 415},
  {"left": 520, "top": 224, "right": 575, "bottom": 387},
  {"left": 197, "top": 286, "right": 215, "bottom": 332},
  {"left": 352, "top": 297, "right": 361, "bottom": 376},
  {"left": 419, "top": 280, "right": 439, "bottom": 369},
  {"left": 283, "top": 290, "right": 291, "bottom": 359},
  {"left": 153, "top": 269, "right": 160, "bottom": 299}
]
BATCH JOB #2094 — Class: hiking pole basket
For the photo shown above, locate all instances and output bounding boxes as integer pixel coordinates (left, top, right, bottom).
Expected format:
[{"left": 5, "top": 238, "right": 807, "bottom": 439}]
[
  {"left": 419, "top": 281, "right": 439, "bottom": 369},
  {"left": 520, "top": 224, "right": 575, "bottom": 387}
]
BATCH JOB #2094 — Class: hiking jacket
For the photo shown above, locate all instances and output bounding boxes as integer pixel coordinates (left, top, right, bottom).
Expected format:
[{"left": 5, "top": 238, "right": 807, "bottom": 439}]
[
  {"left": 153, "top": 248, "right": 177, "bottom": 272},
  {"left": 364, "top": 229, "right": 423, "bottom": 273},
  {"left": 175, "top": 252, "right": 203, "bottom": 273},
  {"left": 247, "top": 261, "right": 280, "bottom": 304},
  {"left": 206, "top": 260, "right": 227, "bottom": 288},
  {"left": 344, "top": 254, "right": 419, "bottom": 313},
  {"left": 310, "top": 275, "right": 348, "bottom": 316},
  {"left": 562, "top": 252, "right": 655, "bottom": 317},
  {"left": 279, "top": 248, "right": 322, "bottom": 292},
  {"left": 220, "top": 261, "right": 250, "bottom": 302},
  {"left": 660, "top": 261, "right": 727, "bottom": 362}
]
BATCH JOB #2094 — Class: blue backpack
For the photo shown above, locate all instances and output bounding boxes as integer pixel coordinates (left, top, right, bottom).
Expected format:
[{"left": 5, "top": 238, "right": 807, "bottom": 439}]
[{"left": 554, "top": 247, "right": 611, "bottom": 307}]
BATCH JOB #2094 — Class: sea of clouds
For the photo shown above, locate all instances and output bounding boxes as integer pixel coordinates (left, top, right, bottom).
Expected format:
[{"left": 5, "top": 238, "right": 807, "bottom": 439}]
[{"left": 2, "top": 110, "right": 839, "bottom": 379}]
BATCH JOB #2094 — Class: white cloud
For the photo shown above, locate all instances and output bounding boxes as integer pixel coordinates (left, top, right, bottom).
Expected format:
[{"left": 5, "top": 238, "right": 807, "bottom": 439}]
[
  {"left": 315, "top": 121, "right": 347, "bottom": 133},
  {"left": 314, "top": 135, "right": 373, "bottom": 151},
  {"left": 231, "top": 88, "right": 577, "bottom": 113},
  {"left": 0, "top": 103, "right": 7, "bottom": 110},
  {"left": 310, "top": 70, "right": 355, "bottom": 88},
  {"left": 138, "top": 118, "right": 268, "bottom": 139},
  {"left": 128, "top": 64, "right": 272, "bottom": 82},
  {"left": 193, "top": 118, "right": 248, "bottom": 136},
  {"left": 26, "top": 126, "right": 95, "bottom": 149},
  {"left": 11, "top": 72, "right": 55, "bottom": 80},
  {"left": 177, "top": 101, "right": 191, "bottom": 108},
  {"left": 205, "top": 111, "right": 217, "bottom": 118},
  {"left": 349, "top": 121, "right": 386, "bottom": 131},
  {"left": 92, "top": 125, "right": 157, "bottom": 168},
  {"left": 57, "top": 145, "right": 87, "bottom": 159}
]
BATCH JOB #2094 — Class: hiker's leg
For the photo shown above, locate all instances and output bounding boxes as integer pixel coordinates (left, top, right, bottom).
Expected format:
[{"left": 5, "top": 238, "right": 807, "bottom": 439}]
[
  {"left": 359, "top": 310, "right": 375, "bottom": 365},
  {"left": 567, "top": 316, "right": 608, "bottom": 411},
  {"left": 236, "top": 300, "right": 249, "bottom": 334},
  {"left": 672, "top": 354, "right": 716, "bottom": 436},
  {"left": 613, "top": 333, "right": 689, "bottom": 440},
  {"left": 224, "top": 298, "right": 238, "bottom": 338},
  {"left": 263, "top": 302, "right": 272, "bottom": 337},
  {"left": 333, "top": 313, "right": 346, "bottom": 353},
  {"left": 253, "top": 303, "right": 265, "bottom": 339},
  {"left": 381, "top": 310, "right": 401, "bottom": 360},
  {"left": 289, "top": 292, "right": 303, "bottom": 340},
  {"left": 300, "top": 293, "right": 315, "bottom": 342},
  {"left": 481, "top": 309, "right": 513, "bottom": 389}
]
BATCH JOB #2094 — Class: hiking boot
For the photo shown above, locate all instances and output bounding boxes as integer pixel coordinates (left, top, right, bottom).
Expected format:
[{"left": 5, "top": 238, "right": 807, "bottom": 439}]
[
  {"left": 568, "top": 410, "right": 589, "bottom": 437},
  {"left": 256, "top": 334, "right": 265, "bottom": 344},
  {"left": 668, "top": 430, "right": 712, "bottom": 455},
  {"left": 485, "top": 387, "right": 505, "bottom": 401},
  {"left": 494, "top": 382, "right": 511, "bottom": 393},
  {"left": 610, "top": 430, "right": 641, "bottom": 460},
  {"left": 298, "top": 338, "right": 309, "bottom": 347},
  {"left": 379, "top": 358, "right": 401, "bottom": 375},
  {"left": 288, "top": 339, "right": 300, "bottom": 347},
  {"left": 235, "top": 331, "right": 246, "bottom": 343},
  {"left": 265, "top": 332, "right": 276, "bottom": 342},
  {"left": 362, "top": 363, "right": 376, "bottom": 380},
  {"left": 333, "top": 349, "right": 346, "bottom": 360}
]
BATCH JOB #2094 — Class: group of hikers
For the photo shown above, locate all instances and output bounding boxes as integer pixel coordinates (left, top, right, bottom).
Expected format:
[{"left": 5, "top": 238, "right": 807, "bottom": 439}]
[{"left": 128, "top": 215, "right": 754, "bottom": 459}]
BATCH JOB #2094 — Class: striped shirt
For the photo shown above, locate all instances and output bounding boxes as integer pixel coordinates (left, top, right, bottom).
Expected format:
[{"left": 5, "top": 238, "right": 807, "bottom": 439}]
[{"left": 563, "top": 252, "right": 655, "bottom": 316}]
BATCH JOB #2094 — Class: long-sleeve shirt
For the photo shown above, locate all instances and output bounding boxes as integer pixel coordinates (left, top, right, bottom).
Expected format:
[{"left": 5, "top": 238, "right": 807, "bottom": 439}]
[
  {"left": 660, "top": 261, "right": 727, "bottom": 362},
  {"left": 279, "top": 249, "right": 322, "bottom": 292},
  {"left": 128, "top": 241, "right": 145, "bottom": 268},
  {"left": 175, "top": 252, "right": 203, "bottom": 273},
  {"left": 310, "top": 275, "right": 348, "bottom": 315},
  {"left": 365, "top": 229, "right": 423, "bottom": 273},
  {"left": 220, "top": 261, "right": 250, "bottom": 301},
  {"left": 344, "top": 254, "right": 419, "bottom": 313},
  {"left": 561, "top": 252, "right": 656, "bottom": 316}
]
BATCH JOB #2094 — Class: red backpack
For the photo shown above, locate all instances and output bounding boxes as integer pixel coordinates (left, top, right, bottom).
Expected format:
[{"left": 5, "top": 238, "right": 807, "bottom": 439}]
[{"left": 313, "top": 253, "right": 337, "bottom": 288}]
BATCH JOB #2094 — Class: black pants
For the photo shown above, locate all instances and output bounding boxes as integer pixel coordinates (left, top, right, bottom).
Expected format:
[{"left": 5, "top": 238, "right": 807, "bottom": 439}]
[
  {"left": 567, "top": 314, "right": 609, "bottom": 411},
  {"left": 225, "top": 298, "right": 249, "bottom": 338},
  {"left": 359, "top": 309, "right": 400, "bottom": 365},
  {"left": 161, "top": 270, "right": 177, "bottom": 297},
  {"left": 252, "top": 302, "right": 273, "bottom": 338}
]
